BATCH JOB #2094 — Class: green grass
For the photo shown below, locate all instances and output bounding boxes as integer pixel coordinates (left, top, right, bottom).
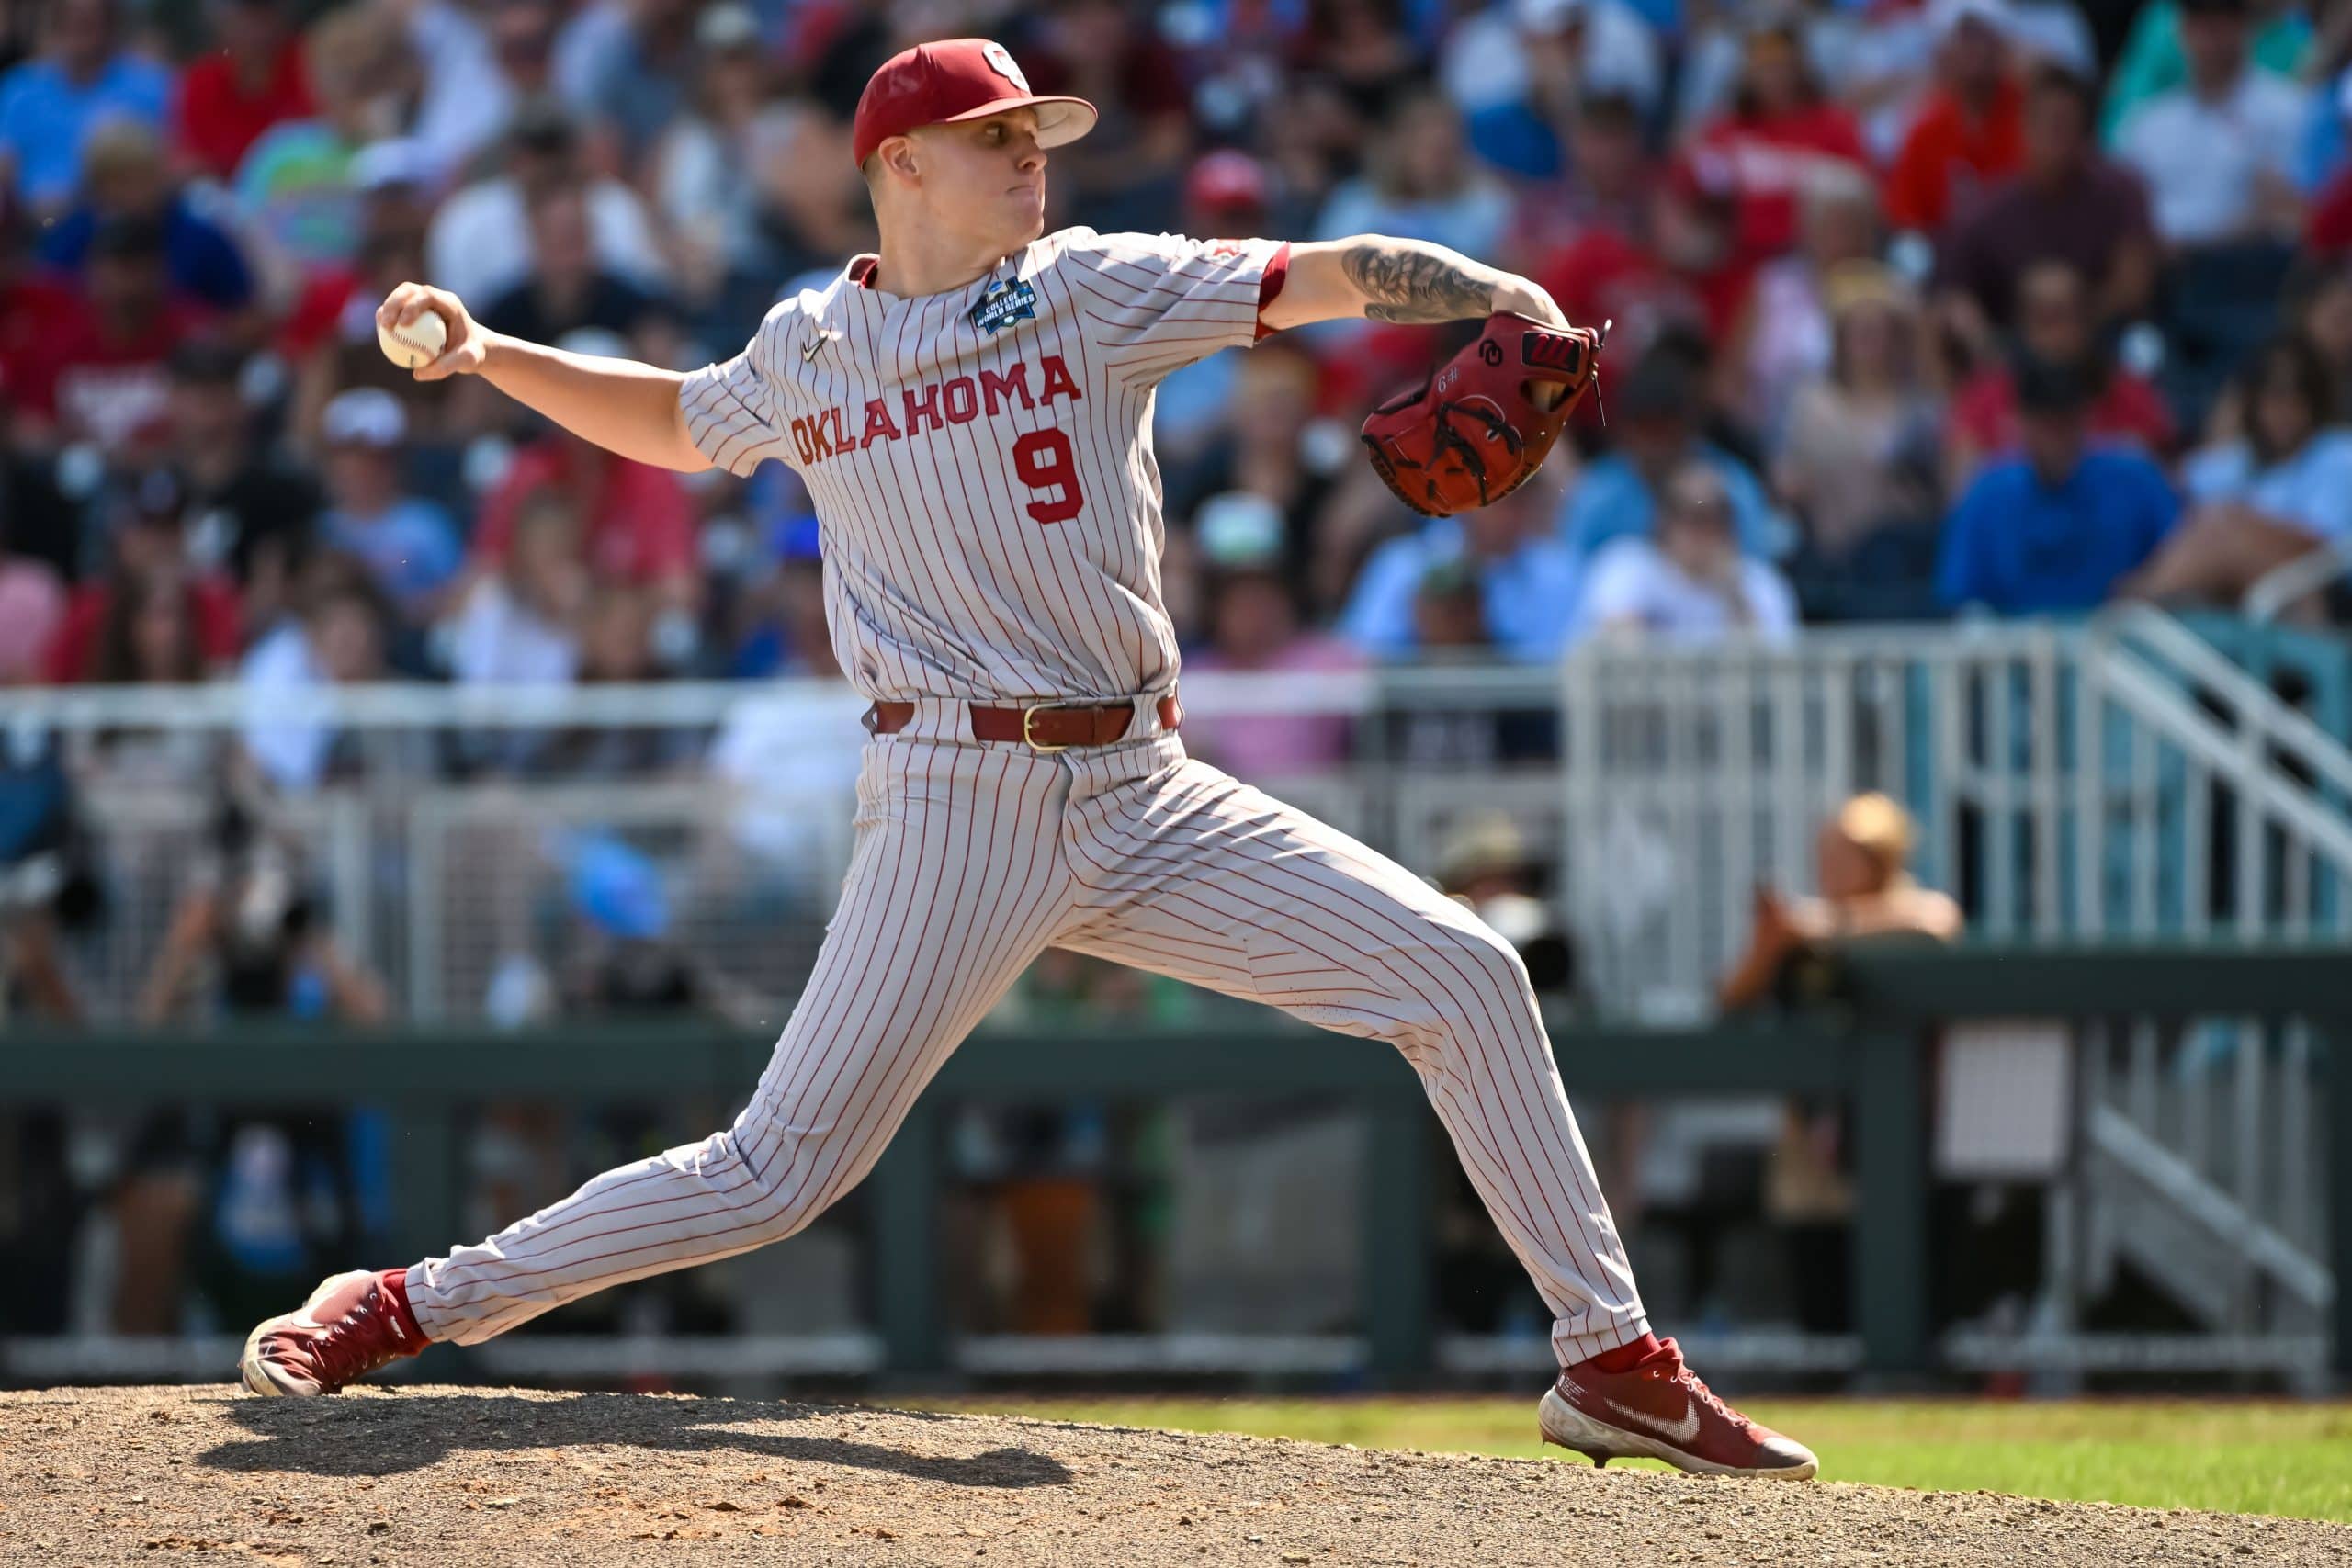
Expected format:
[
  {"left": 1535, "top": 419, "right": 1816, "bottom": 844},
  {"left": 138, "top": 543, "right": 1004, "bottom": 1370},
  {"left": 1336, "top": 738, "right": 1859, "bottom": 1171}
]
[{"left": 913, "top": 1397, "right": 2352, "bottom": 1523}]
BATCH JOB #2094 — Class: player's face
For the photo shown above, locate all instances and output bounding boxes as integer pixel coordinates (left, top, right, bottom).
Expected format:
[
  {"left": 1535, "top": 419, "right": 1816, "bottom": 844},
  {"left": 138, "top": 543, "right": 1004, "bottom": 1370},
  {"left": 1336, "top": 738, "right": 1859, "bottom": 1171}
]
[{"left": 918, "top": 109, "right": 1048, "bottom": 248}]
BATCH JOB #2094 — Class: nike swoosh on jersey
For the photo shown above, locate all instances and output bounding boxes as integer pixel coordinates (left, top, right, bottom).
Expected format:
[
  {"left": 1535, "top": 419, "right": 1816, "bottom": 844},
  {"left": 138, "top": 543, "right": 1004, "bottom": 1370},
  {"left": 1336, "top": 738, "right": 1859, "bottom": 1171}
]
[{"left": 1604, "top": 1395, "right": 1702, "bottom": 1446}]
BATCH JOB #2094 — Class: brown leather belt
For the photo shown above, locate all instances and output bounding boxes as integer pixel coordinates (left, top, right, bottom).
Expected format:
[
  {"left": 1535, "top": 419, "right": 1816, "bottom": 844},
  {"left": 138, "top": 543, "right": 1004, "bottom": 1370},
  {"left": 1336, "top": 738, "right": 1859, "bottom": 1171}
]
[{"left": 864, "top": 694, "right": 1182, "bottom": 752}]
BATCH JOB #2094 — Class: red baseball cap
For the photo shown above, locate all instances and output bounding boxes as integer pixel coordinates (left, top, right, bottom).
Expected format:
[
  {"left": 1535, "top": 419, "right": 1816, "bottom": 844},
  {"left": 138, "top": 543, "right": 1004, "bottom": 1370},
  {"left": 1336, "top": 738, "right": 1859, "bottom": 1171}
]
[{"left": 851, "top": 39, "right": 1098, "bottom": 169}]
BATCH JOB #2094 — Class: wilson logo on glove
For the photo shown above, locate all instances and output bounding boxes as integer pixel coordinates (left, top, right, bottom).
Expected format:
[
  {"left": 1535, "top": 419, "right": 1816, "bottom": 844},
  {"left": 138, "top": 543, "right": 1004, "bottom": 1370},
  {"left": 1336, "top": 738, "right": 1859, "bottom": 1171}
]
[{"left": 1360, "top": 313, "right": 1606, "bottom": 518}]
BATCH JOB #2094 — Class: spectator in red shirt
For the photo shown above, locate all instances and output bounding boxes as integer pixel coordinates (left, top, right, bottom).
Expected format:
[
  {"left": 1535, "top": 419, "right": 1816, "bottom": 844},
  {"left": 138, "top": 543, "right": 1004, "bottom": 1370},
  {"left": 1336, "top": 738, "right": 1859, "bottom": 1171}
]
[
  {"left": 45, "top": 465, "right": 243, "bottom": 682},
  {"left": 468, "top": 331, "right": 698, "bottom": 623},
  {"left": 174, "top": 0, "right": 313, "bottom": 182},
  {"left": 1537, "top": 205, "right": 1715, "bottom": 424},
  {"left": 1944, "top": 257, "right": 2177, "bottom": 489},
  {"left": 1687, "top": 20, "right": 1871, "bottom": 264},
  {"left": 472, "top": 436, "right": 695, "bottom": 604},
  {"left": 0, "top": 193, "right": 90, "bottom": 450},
  {"left": 18, "top": 216, "right": 211, "bottom": 457},
  {"left": 1883, "top": 0, "right": 2025, "bottom": 235},
  {"left": 87, "top": 561, "right": 209, "bottom": 683},
  {"left": 1513, "top": 93, "right": 1714, "bottom": 412}
]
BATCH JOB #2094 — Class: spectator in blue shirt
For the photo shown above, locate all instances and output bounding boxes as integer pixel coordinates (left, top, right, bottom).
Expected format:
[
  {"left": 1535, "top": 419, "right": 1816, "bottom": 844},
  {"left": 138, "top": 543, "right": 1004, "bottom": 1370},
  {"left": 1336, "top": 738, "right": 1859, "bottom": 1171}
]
[
  {"left": 1939, "top": 357, "right": 2179, "bottom": 615},
  {"left": 316, "top": 389, "right": 462, "bottom": 626},
  {"left": 37, "top": 121, "right": 255, "bottom": 312},
  {"left": 0, "top": 0, "right": 171, "bottom": 214},
  {"left": 1340, "top": 473, "right": 1581, "bottom": 661},
  {"left": 2120, "top": 334, "right": 2352, "bottom": 613},
  {"left": 1556, "top": 347, "right": 1787, "bottom": 563}
]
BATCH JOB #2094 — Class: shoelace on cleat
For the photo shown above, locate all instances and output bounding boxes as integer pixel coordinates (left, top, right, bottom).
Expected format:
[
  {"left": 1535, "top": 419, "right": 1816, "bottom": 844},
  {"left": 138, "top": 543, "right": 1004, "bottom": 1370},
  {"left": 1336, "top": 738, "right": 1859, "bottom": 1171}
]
[
  {"left": 1642, "top": 1340, "right": 1756, "bottom": 1436},
  {"left": 1675, "top": 1371, "right": 1751, "bottom": 1433},
  {"left": 301, "top": 1293, "right": 403, "bottom": 1388}
]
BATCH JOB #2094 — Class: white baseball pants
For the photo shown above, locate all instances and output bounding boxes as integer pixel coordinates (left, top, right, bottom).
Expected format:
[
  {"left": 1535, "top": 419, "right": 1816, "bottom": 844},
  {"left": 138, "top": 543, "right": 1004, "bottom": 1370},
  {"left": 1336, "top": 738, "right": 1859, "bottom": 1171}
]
[{"left": 406, "top": 730, "right": 1650, "bottom": 1365}]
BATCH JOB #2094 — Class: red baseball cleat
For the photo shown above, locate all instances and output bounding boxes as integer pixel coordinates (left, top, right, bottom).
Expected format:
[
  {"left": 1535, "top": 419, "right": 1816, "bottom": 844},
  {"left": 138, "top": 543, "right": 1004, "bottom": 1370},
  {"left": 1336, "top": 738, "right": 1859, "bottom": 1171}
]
[
  {"left": 239, "top": 1269, "right": 427, "bottom": 1397},
  {"left": 1540, "top": 1337, "right": 1817, "bottom": 1479}
]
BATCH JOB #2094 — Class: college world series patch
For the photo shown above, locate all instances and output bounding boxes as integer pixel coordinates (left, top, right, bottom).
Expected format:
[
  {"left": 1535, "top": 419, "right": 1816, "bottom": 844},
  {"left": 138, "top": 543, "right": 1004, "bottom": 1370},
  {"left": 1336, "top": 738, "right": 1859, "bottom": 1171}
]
[{"left": 970, "top": 276, "right": 1038, "bottom": 335}]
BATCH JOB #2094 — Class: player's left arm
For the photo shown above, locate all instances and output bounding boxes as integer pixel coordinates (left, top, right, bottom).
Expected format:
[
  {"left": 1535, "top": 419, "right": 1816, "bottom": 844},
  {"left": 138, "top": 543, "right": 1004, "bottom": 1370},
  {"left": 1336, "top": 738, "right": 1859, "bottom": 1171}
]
[{"left": 1257, "top": 234, "right": 1568, "bottom": 333}]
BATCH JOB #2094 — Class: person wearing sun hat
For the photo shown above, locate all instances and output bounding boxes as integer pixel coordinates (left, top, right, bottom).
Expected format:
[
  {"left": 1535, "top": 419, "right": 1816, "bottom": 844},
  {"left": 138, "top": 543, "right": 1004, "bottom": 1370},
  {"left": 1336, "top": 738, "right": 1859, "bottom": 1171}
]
[{"left": 1773, "top": 258, "right": 1944, "bottom": 569}]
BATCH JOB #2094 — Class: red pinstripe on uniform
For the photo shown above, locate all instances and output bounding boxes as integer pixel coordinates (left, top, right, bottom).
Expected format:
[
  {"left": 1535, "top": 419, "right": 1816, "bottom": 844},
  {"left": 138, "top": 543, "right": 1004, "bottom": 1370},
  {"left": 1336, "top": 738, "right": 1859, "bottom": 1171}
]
[{"left": 409, "top": 229, "right": 1652, "bottom": 1366}]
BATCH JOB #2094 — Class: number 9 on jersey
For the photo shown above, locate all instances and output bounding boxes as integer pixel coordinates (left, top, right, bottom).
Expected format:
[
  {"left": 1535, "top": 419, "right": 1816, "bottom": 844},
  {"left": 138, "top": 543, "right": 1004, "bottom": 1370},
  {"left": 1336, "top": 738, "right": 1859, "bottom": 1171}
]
[{"left": 1012, "top": 430, "right": 1083, "bottom": 525}]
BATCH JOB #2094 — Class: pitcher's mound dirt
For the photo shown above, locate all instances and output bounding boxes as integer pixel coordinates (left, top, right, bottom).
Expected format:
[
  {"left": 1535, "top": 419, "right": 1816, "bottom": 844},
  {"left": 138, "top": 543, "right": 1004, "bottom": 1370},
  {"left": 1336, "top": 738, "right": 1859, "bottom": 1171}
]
[{"left": 0, "top": 1385, "right": 2344, "bottom": 1566}]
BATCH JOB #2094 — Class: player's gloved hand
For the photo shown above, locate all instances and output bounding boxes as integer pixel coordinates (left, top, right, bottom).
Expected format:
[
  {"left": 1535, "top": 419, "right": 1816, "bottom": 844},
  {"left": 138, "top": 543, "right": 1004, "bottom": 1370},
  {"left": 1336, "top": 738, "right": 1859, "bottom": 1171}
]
[
  {"left": 1359, "top": 312, "right": 1605, "bottom": 518},
  {"left": 376, "top": 281, "right": 488, "bottom": 382}
]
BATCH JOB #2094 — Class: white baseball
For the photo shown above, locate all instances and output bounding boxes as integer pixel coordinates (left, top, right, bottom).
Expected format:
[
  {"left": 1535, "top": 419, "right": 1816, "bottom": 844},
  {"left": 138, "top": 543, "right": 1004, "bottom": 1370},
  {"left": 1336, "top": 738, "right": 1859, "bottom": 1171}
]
[{"left": 378, "top": 308, "right": 448, "bottom": 370}]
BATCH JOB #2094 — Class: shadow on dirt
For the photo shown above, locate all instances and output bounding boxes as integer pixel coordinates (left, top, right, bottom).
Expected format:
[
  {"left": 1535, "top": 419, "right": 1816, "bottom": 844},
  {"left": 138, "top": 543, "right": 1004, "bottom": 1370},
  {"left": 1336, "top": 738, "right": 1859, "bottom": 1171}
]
[{"left": 198, "top": 1393, "right": 1072, "bottom": 1488}]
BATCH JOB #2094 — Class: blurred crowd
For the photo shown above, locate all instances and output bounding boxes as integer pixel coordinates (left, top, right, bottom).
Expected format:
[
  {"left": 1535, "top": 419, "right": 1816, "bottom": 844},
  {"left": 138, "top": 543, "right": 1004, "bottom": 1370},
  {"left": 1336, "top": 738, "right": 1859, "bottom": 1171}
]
[{"left": 0, "top": 0, "right": 2348, "bottom": 744}]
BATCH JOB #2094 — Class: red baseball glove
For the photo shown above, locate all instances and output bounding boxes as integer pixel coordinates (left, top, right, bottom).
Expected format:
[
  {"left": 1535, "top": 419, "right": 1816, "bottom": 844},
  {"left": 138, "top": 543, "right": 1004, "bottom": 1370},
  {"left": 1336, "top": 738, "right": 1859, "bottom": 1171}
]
[{"left": 1359, "top": 313, "right": 1605, "bottom": 517}]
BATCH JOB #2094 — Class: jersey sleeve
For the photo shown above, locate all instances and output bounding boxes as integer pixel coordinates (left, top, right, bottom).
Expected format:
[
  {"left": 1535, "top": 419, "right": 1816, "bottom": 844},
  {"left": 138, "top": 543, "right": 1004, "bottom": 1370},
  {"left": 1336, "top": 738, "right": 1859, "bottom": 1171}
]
[
  {"left": 1057, "top": 230, "right": 1292, "bottom": 385},
  {"left": 677, "top": 301, "right": 802, "bottom": 476}
]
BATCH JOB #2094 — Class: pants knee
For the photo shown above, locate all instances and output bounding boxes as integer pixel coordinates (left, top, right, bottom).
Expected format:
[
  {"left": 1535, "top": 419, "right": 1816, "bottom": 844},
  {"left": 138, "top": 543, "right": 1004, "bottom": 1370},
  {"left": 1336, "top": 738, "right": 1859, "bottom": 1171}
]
[
  {"left": 1431, "top": 916, "right": 1536, "bottom": 1003},
  {"left": 1378, "top": 916, "right": 1540, "bottom": 1057},
  {"left": 716, "top": 1113, "right": 863, "bottom": 1246}
]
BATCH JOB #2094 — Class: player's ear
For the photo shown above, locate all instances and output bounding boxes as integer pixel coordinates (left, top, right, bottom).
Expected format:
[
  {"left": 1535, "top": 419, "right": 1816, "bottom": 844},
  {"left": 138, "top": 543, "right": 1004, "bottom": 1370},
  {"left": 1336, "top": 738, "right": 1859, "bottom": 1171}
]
[{"left": 880, "top": 134, "right": 921, "bottom": 186}]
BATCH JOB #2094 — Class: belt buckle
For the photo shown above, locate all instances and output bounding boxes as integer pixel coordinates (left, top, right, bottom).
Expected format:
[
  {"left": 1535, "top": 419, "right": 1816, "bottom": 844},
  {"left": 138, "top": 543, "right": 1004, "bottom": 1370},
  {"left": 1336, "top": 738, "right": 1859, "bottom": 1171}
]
[{"left": 1021, "top": 700, "right": 1080, "bottom": 754}]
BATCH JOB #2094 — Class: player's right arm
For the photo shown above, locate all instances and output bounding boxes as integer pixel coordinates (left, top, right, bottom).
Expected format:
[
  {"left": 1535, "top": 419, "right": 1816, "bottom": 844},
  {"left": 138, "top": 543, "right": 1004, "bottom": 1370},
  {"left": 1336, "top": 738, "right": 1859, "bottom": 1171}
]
[{"left": 378, "top": 282, "right": 713, "bottom": 474}]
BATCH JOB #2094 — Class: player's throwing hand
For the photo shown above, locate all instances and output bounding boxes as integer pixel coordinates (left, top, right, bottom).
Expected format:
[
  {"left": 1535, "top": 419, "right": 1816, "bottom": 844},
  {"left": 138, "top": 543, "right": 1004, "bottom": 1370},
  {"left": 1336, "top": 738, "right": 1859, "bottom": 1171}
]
[{"left": 376, "top": 282, "right": 487, "bottom": 382}]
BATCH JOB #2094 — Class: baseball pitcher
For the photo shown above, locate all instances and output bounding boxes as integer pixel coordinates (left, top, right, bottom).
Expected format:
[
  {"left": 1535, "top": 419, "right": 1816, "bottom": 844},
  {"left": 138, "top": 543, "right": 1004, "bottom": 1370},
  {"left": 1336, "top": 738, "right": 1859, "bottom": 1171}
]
[{"left": 239, "top": 37, "right": 1815, "bottom": 1480}]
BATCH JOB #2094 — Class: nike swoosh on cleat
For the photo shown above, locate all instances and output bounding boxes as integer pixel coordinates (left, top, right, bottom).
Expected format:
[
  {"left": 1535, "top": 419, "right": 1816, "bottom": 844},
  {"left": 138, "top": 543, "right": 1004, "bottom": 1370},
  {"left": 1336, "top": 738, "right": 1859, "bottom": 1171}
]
[{"left": 1604, "top": 1396, "right": 1702, "bottom": 1447}]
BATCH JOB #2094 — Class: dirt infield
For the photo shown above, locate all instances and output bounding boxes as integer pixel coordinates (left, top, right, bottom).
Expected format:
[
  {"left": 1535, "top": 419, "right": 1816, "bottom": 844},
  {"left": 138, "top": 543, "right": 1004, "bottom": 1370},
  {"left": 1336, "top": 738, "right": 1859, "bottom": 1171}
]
[{"left": 1, "top": 1386, "right": 2346, "bottom": 1566}]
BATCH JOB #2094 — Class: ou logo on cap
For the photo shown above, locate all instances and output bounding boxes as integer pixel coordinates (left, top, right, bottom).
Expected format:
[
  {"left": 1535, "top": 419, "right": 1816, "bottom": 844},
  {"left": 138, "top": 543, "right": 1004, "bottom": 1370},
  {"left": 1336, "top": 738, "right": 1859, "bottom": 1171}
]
[{"left": 981, "top": 40, "right": 1030, "bottom": 94}]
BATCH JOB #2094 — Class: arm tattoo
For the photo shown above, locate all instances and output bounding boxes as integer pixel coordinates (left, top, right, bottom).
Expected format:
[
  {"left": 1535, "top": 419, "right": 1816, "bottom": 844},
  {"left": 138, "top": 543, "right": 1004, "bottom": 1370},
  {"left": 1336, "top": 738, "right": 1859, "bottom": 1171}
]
[{"left": 1339, "top": 241, "right": 1498, "bottom": 324}]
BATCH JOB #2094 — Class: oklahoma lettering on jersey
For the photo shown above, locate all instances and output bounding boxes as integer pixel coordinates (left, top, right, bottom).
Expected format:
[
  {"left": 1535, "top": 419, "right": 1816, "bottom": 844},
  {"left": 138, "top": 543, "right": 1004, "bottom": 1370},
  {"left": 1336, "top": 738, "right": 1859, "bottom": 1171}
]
[
  {"left": 786, "top": 352, "right": 1084, "bottom": 468},
  {"left": 680, "top": 227, "right": 1289, "bottom": 703}
]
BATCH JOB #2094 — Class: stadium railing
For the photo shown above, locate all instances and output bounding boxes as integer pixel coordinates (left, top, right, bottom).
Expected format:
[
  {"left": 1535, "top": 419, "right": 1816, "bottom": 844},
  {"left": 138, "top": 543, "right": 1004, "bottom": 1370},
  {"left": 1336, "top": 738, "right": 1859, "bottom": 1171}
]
[{"left": 12, "top": 608, "right": 2349, "bottom": 1028}]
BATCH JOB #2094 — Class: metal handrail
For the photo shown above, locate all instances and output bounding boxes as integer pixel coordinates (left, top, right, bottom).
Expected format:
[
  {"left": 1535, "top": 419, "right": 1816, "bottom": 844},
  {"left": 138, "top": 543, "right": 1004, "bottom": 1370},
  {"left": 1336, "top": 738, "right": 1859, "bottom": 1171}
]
[
  {"left": 2087, "top": 1106, "right": 2332, "bottom": 1310},
  {"left": 2093, "top": 652, "right": 2352, "bottom": 866},
  {"left": 2093, "top": 604, "right": 2352, "bottom": 796},
  {"left": 2245, "top": 535, "right": 2352, "bottom": 625}
]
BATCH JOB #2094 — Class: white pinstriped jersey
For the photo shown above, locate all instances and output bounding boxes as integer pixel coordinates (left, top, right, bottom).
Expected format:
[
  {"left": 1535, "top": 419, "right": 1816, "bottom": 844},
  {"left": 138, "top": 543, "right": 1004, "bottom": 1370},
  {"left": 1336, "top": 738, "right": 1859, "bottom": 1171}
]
[{"left": 680, "top": 227, "right": 1290, "bottom": 703}]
